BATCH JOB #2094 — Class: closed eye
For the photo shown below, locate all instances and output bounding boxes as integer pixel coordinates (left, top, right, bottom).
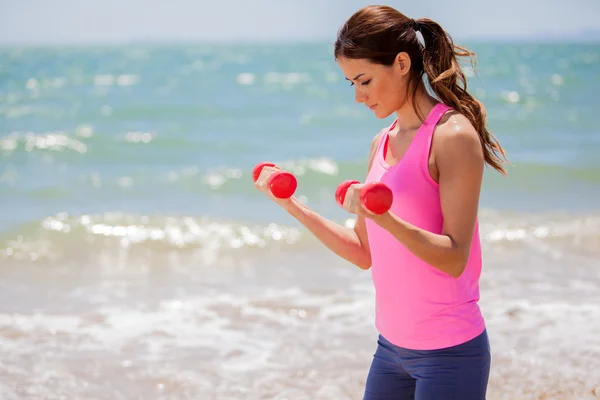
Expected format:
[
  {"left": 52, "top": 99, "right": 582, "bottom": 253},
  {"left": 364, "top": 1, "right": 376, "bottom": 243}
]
[{"left": 349, "top": 79, "right": 371, "bottom": 87}]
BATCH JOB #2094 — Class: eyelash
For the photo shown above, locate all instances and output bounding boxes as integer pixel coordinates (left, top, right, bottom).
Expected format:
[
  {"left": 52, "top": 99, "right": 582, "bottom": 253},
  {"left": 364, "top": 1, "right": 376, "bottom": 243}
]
[{"left": 349, "top": 79, "right": 371, "bottom": 87}]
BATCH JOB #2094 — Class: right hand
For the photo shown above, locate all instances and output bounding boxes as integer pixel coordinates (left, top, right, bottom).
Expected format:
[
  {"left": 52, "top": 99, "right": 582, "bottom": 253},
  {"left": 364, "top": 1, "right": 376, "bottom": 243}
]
[
  {"left": 253, "top": 165, "right": 294, "bottom": 207},
  {"left": 341, "top": 183, "right": 366, "bottom": 215}
]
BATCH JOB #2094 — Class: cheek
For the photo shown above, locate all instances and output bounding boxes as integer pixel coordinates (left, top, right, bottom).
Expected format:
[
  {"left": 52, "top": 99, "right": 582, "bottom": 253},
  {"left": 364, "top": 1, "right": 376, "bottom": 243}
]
[
  {"left": 373, "top": 80, "right": 397, "bottom": 107},
  {"left": 380, "top": 77, "right": 408, "bottom": 108},
  {"left": 370, "top": 80, "right": 387, "bottom": 101}
]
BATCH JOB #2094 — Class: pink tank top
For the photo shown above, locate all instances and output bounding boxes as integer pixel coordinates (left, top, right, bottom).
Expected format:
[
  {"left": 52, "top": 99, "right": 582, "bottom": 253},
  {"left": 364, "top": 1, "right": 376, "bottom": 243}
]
[{"left": 365, "top": 102, "right": 485, "bottom": 350}]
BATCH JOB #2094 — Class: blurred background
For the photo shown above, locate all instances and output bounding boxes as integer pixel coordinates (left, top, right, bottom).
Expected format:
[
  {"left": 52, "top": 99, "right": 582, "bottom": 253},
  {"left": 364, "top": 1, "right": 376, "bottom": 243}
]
[{"left": 1, "top": 0, "right": 599, "bottom": 399}]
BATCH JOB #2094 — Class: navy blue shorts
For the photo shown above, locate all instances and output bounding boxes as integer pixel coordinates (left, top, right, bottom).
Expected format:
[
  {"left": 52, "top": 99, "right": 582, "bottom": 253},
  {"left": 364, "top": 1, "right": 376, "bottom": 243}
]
[{"left": 363, "top": 329, "right": 491, "bottom": 400}]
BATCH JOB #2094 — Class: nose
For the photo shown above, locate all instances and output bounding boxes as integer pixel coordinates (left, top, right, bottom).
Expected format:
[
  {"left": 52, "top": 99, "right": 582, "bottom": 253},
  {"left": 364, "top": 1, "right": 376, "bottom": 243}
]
[{"left": 355, "top": 87, "right": 367, "bottom": 104}]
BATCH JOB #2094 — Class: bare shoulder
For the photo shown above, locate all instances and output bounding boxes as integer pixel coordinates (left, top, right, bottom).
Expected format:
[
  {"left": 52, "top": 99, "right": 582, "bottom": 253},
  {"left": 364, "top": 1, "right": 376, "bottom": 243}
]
[{"left": 433, "top": 110, "right": 483, "bottom": 163}]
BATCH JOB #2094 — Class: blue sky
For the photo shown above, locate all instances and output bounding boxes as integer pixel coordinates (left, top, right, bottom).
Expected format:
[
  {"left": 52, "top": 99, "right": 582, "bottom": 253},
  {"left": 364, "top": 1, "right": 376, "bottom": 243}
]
[{"left": 1, "top": 0, "right": 599, "bottom": 44}]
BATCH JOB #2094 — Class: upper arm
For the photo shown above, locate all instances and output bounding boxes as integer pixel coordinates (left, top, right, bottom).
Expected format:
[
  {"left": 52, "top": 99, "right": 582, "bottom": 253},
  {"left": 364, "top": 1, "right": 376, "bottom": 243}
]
[
  {"left": 435, "top": 115, "right": 484, "bottom": 259},
  {"left": 353, "top": 129, "right": 384, "bottom": 258}
]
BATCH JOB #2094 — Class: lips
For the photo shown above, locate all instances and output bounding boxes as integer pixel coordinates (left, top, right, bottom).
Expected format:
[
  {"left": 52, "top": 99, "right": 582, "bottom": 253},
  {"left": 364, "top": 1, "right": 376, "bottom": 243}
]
[{"left": 368, "top": 104, "right": 377, "bottom": 110}]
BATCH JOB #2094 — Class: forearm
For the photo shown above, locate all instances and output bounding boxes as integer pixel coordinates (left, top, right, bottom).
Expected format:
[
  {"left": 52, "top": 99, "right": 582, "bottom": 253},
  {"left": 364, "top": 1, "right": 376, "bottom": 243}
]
[
  {"left": 283, "top": 197, "right": 371, "bottom": 269},
  {"left": 372, "top": 213, "right": 469, "bottom": 278}
]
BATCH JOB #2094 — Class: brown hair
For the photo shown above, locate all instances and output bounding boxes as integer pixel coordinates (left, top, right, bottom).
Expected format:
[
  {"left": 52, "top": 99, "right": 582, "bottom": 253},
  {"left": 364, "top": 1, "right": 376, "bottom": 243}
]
[{"left": 334, "top": 5, "right": 508, "bottom": 175}]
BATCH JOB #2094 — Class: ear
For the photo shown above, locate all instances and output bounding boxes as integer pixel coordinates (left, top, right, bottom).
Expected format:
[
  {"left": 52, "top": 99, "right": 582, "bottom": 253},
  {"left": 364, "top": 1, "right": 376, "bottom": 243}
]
[{"left": 394, "top": 52, "right": 411, "bottom": 76}]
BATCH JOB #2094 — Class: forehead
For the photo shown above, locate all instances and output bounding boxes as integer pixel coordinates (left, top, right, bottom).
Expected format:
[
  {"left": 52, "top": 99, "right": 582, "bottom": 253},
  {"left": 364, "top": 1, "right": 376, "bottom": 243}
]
[{"left": 336, "top": 57, "right": 381, "bottom": 78}]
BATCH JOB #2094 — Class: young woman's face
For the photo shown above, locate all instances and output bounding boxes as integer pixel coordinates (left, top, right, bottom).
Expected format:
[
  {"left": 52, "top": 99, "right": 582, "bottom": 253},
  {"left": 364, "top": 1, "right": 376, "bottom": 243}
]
[{"left": 336, "top": 54, "right": 412, "bottom": 119}]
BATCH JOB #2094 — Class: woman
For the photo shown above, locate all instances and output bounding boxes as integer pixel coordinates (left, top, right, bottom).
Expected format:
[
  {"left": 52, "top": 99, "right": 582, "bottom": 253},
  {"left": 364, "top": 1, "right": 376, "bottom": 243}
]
[{"left": 255, "top": 5, "right": 508, "bottom": 400}]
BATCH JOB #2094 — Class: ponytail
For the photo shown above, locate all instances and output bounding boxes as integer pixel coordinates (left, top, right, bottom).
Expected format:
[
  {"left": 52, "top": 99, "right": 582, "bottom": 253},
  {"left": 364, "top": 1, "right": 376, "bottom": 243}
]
[{"left": 415, "top": 18, "right": 509, "bottom": 175}]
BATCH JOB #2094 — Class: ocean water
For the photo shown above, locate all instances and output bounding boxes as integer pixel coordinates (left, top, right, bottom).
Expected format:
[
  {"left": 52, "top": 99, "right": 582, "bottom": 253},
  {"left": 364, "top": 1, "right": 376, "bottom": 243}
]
[{"left": 0, "top": 41, "right": 599, "bottom": 399}]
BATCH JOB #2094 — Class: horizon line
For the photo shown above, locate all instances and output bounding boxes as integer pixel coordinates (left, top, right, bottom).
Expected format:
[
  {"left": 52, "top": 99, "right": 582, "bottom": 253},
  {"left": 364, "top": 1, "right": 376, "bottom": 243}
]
[{"left": 1, "top": 35, "right": 599, "bottom": 48}]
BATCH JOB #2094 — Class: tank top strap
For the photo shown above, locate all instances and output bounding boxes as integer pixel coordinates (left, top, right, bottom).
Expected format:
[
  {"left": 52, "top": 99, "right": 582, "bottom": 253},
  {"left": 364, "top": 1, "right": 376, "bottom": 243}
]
[
  {"left": 420, "top": 102, "right": 453, "bottom": 159},
  {"left": 374, "top": 118, "right": 398, "bottom": 160},
  {"left": 372, "top": 103, "right": 451, "bottom": 167}
]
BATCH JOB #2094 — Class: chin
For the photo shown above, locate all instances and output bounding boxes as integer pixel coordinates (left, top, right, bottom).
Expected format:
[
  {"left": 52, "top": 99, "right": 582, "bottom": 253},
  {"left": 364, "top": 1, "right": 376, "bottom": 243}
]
[{"left": 373, "top": 108, "right": 394, "bottom": 119}]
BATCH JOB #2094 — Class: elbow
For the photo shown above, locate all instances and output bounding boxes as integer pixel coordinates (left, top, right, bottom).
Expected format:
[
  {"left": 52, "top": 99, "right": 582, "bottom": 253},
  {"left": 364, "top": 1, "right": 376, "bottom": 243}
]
[
  {"left": 356, "top": 252, "right": 372, "bottom": 270},
  {"left": 357, "top": 261, "right": 372, "bottom": 270}
]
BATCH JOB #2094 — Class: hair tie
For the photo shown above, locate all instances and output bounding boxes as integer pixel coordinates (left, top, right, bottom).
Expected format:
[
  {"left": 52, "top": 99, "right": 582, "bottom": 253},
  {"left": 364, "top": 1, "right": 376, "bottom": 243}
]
[{"left": 412, "top": 19, "right": 420, "bottom": 32}]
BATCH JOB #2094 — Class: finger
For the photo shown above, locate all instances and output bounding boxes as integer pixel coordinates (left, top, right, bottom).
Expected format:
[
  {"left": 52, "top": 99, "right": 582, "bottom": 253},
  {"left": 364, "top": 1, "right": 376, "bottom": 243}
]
[
  {"left": 255, "top": 166, "right": 278, "bottom": 190},
  {"left": 342, "top": 183, "right": 363, "bottom": 214}
]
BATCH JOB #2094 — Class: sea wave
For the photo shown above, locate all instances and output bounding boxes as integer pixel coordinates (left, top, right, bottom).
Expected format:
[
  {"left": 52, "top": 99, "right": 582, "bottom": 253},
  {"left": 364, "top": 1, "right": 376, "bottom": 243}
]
[{"left": 1, "top": 209, "right": 598, "bottom": 265}]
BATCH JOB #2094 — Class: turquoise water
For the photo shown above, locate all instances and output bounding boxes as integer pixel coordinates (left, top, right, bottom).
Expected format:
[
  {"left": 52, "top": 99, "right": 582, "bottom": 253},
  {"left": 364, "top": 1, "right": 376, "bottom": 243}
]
[
  {"left": 1, "top": 42, "right": 599, "bottom": 231},
  {"left": 1, "top": 42, "right": 599, "bottom": 399}
]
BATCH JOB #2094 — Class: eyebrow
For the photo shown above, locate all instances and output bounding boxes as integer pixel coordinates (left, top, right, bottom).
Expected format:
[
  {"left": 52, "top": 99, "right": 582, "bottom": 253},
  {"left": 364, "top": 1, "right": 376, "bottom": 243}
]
[{"left": 345, "top": 73, "right": 365, "bottom": 81}]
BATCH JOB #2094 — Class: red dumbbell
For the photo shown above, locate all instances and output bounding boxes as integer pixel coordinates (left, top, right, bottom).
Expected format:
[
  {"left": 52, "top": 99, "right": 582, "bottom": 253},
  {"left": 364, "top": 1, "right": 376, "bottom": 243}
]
[
  {"left": 252, "top": 161, "right": 297, "bottom": 199},
  {"left": 335, "top": 180, "right": 393, "bottom": 215}
]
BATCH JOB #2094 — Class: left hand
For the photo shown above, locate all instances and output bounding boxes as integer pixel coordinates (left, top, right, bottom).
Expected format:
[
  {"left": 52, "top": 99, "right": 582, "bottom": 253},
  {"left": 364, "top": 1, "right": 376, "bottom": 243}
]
[{"left": 341, "top": 183, "right": 376, "bottom": 218}]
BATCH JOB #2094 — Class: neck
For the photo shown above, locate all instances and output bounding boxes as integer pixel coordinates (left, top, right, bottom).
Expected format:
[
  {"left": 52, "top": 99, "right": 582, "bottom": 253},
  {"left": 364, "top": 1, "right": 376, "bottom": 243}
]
[{"left": 394, "top": 83, "right": 438, "bottom": 132}]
